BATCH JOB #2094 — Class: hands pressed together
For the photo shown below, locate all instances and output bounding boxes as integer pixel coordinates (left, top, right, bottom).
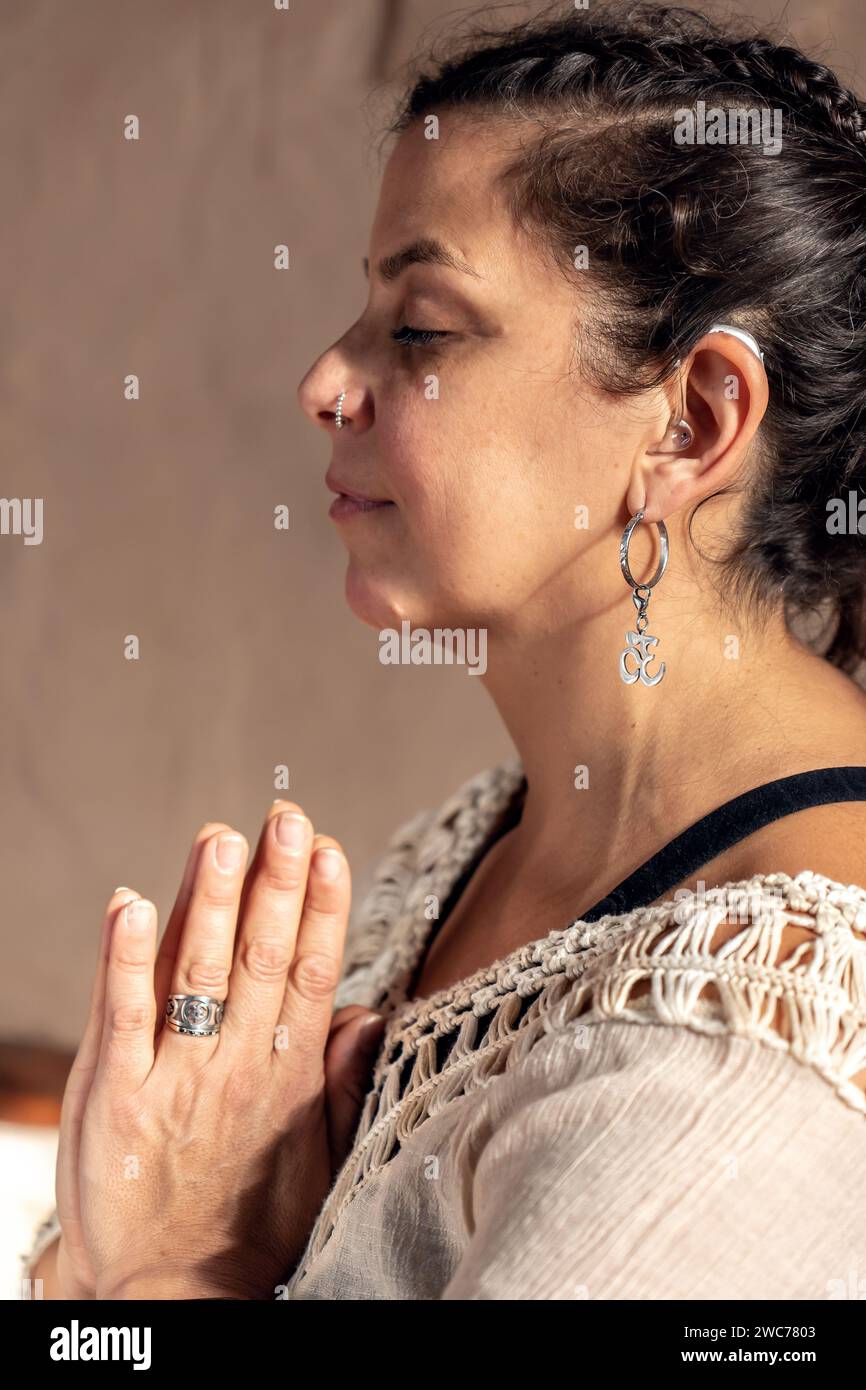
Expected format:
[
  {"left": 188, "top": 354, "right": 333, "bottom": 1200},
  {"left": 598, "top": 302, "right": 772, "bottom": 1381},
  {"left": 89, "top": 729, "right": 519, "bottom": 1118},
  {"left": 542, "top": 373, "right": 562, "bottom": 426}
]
[{"left": 51, "top": 802, "right": 385, "bottom": 1300}]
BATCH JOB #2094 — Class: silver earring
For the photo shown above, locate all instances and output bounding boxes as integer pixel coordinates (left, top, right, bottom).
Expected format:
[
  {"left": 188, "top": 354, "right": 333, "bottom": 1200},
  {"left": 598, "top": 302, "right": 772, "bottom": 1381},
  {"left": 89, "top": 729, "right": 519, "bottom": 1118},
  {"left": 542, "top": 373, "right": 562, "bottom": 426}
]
[
  {"left": 618, "top": 510, "right": 669, "bottom": 687},
  {"left": 334, "top": 390, "right": 347, "bottom": 429}
]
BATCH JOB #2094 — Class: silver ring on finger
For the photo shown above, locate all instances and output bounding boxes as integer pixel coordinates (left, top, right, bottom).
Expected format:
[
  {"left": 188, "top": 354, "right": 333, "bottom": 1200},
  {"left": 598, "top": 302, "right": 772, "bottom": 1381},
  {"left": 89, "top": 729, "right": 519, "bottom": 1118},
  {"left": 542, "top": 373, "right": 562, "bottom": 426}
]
[{"left": 165, "top": 994, "right": 225, "bottom": 1037}]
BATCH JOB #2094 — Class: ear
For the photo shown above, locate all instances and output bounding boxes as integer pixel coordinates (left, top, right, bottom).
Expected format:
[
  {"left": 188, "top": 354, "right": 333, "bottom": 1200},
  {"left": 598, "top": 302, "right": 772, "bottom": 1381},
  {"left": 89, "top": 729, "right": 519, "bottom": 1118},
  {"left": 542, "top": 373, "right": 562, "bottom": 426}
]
[{"left": 626, "top": 335, "right": 770, "bottom": 524}]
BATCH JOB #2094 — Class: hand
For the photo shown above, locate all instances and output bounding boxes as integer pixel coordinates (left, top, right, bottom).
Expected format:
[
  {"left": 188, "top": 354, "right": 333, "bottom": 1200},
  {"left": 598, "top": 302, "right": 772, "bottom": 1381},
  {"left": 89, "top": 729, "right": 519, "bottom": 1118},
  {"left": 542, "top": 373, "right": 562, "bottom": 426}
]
[{"left": 52, "top": 804, "right": 385, "bottom": 1300}]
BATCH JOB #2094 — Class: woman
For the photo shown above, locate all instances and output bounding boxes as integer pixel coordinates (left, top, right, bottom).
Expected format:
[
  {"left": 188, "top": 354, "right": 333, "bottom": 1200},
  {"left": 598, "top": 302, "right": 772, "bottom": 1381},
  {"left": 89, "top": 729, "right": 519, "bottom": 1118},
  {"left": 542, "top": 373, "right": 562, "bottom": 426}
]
[{"left": 25, "top": 1, "right": 866, "bottom": 1299}]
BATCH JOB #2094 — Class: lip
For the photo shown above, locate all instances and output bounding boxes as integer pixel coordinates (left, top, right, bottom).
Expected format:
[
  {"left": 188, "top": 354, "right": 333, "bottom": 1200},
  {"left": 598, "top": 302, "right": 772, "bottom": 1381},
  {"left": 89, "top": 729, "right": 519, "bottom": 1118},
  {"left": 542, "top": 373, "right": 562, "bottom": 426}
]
[
  {"left": 325, "top": 471, "right": 395, "bottom": 521},
  {"left": 328, "top": 494, "right": 394, "bottom": 521}
]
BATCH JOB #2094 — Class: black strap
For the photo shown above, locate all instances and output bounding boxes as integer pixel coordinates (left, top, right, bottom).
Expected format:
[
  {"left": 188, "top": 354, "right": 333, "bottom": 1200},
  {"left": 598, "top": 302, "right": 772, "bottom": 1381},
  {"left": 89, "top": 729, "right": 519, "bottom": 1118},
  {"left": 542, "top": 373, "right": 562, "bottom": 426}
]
[
  {"left": 580, "top": 765, "right": 866, "bottom": 923},
  {"left": 414, "top": 765, "right": 866, "bottom": 983}
]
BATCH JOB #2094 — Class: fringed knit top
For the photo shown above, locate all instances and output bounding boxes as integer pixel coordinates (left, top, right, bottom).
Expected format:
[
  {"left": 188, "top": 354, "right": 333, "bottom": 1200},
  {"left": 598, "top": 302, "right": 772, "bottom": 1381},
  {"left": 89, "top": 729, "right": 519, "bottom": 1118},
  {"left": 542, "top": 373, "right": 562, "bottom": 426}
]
[
  {"left": 23, "top": 758, "right": 866, "bottom": 1301},
  {"left": 281, "top": 758, "right": 866, "bottom": 1300}
]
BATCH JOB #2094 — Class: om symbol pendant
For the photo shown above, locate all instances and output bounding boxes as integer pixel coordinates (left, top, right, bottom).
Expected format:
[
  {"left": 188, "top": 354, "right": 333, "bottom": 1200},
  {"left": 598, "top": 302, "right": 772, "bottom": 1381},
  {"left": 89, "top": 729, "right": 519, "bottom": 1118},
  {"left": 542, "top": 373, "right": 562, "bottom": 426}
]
[
  {"left": 618, "top": 510, "right": 669, "bottom": 687},
  {"left": 620, "top": 626, "right": 665, "bottom": 685}
]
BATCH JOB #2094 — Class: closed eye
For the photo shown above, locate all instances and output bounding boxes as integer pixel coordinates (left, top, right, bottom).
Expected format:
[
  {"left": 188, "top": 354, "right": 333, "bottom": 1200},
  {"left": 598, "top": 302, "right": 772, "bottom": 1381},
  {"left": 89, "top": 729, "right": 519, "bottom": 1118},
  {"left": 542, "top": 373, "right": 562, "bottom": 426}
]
[{"left": 391, "top": 324, "right": 451, "bottom": 347}]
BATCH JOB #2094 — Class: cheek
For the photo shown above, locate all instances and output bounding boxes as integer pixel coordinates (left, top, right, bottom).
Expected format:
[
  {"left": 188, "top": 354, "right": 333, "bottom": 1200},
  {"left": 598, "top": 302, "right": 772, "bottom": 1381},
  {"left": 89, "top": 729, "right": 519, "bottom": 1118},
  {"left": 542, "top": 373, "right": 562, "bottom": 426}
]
[
  {"left": 406, "top": 450, "right": 561, "bottom": 608},
  {"left": 378, "top": 385, "right": 500, "bottom": 522},
  {"left": 375, "top": 381, "right": 620, "bottom": 604},
  {"left": 375, "top": 394, "right": 444, "bottom": 512}
]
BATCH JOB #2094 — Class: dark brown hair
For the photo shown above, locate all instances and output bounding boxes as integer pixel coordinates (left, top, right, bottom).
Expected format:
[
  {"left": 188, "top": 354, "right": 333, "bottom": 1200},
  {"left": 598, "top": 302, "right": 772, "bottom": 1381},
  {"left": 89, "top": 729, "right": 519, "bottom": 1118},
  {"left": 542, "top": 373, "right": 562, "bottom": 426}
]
[{"left": 387, "top": 2, "right": 866, "bottom": 673}]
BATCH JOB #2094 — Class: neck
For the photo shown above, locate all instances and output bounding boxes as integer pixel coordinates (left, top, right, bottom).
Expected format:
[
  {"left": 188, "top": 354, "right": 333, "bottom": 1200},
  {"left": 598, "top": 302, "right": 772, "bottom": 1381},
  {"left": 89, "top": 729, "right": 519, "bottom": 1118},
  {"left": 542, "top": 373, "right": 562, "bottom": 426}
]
[{"left": 478, "top": 578, "right": 823, "bottom": 898}]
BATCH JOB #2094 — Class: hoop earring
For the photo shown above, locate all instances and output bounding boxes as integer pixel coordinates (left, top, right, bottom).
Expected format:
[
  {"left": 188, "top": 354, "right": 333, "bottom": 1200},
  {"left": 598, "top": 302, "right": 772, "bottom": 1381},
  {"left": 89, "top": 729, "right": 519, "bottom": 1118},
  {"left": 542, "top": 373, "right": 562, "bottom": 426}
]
[{"left": 618, "top": 510, "right": 669, "bottom": 687}]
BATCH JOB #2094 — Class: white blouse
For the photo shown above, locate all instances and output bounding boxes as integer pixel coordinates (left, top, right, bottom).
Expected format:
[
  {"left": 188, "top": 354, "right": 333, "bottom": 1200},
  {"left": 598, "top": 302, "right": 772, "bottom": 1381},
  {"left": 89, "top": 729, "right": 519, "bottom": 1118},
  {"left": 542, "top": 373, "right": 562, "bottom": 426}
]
[{"left": 24, "top": 759, "right": 866, "bottom": 1300}]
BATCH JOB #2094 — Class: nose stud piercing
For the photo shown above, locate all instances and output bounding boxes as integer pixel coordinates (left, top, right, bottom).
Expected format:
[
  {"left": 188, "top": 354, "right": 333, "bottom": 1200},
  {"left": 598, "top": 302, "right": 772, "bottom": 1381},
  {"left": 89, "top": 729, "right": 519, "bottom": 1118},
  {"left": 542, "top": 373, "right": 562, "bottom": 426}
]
[{"left": 335, "top": 390, "right": 347, "bottom": 429}]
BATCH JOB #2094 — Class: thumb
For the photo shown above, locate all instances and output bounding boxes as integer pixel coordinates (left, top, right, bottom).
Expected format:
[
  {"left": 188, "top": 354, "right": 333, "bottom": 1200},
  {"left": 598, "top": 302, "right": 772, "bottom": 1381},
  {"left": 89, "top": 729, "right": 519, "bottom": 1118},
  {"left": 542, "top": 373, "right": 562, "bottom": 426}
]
[{"left": 324, "top": 1008, "right": 387, "bottom": 1169}]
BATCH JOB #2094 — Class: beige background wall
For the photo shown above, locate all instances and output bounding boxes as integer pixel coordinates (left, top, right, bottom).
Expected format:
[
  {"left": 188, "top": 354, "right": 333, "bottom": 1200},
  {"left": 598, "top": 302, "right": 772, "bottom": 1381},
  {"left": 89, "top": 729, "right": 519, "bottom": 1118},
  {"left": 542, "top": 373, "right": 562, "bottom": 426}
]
[{"left": 3, "top": 0, "right": 865, "bottom": 1048}]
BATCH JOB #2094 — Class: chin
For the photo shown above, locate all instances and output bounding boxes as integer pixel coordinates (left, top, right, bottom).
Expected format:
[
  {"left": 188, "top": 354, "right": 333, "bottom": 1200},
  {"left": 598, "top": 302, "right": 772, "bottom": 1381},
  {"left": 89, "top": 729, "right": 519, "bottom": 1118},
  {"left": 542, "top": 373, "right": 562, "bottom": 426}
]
[
  {"left": 343, "top": 561, "right": 481, "bottom": 637},
  {"left": 344, "top": 560, "right": 410, "bottom": 630}
]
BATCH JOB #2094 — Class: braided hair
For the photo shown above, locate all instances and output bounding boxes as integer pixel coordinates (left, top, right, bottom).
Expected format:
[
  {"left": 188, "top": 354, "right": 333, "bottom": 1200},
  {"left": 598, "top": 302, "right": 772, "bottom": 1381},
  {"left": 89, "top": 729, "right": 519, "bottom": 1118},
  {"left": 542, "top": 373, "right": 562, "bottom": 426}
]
[{"left": 388, "top": 2, "right": 866, "bottom": 673}]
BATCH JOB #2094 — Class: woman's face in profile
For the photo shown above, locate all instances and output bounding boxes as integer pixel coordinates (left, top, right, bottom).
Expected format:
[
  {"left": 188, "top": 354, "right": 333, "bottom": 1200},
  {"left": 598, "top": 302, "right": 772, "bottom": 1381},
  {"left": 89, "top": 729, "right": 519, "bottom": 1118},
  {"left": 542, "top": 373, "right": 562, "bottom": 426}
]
[{"left": 298, "top": 114, "right": 641, "bottom": 635}]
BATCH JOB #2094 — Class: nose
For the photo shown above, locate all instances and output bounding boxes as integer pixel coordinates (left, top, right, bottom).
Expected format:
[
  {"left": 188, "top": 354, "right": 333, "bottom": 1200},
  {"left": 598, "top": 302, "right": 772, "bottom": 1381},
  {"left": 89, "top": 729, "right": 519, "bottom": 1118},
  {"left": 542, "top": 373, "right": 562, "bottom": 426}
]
[{"left": 296, "top": 352, "right": 372, "bottom": 435}]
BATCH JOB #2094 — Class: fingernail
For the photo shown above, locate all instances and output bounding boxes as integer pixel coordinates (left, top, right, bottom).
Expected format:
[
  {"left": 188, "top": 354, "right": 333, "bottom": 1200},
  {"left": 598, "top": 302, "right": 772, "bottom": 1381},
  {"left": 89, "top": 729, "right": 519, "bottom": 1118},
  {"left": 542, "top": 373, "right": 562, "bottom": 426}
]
[
  {"left": 125, "top": 900, "right": 153, "bottom": 929},
  {"left": 312, "top": 847, "right": 342, "bottom": 880},
  {"left": 275, "top": 813, "right": 308, "bottom": 851},
  {"left": 215, "top": 834, "right": 246, "bottom": 871},
  {"left": 113, "top": 885, "right": 130, "bottom": 893}
]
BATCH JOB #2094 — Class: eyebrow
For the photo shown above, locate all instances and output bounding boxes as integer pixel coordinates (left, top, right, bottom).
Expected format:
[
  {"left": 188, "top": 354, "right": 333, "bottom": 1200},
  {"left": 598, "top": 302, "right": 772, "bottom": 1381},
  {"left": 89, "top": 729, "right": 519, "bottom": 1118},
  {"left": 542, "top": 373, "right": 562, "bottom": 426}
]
[{"left": 362, "top": 237, "right": 482, "bottom": 283}]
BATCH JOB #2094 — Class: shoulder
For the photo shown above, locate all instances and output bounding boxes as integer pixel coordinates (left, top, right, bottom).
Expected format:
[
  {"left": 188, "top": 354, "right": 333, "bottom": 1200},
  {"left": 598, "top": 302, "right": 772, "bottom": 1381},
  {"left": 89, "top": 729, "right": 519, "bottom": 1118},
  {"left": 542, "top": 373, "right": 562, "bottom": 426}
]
[
  {"left": 670, "top": 797, "right": 866, "bottom": 1031},
  {"left": 567, "top": 869, "right": 866, "bottom": 1108},
  {"left": 712, "top": 798, "right": 866, "bottom": 896},
  {"left": 650, "top": 793, "right": 866, "bottom": 950}
]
